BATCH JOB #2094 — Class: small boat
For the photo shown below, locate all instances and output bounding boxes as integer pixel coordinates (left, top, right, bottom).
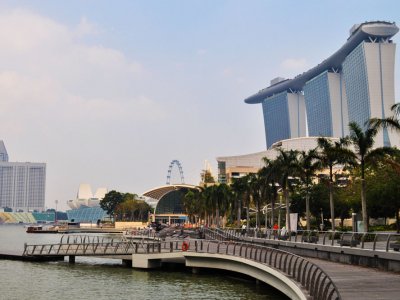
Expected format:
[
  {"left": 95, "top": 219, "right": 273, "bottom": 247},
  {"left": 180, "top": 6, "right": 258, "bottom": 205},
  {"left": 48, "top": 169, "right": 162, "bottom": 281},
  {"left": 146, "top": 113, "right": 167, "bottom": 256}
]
[{"left": 26, "top": 225, "right": 59, "bottom": 234}]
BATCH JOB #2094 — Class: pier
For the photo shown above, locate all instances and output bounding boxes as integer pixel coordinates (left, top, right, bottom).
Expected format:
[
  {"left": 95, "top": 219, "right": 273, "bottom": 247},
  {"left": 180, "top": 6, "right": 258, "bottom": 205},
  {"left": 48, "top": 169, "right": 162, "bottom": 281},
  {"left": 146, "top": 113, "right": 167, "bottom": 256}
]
[{"left": 2, "top": 230, "right": 400, "bottom": 299}]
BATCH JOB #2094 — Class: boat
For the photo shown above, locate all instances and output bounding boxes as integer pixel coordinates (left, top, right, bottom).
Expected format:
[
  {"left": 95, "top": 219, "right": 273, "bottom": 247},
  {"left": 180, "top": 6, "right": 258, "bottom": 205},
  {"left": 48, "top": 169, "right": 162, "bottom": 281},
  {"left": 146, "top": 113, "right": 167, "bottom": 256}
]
[{"left": 26, "top": 225, "right": 59, "bottom": 234}]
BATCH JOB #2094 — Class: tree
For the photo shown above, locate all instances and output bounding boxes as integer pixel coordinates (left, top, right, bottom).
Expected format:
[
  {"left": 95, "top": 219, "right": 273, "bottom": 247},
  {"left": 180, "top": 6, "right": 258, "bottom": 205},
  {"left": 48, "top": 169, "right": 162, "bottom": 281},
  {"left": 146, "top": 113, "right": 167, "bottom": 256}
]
[
  {"left": 317, "top": 137, "right": 354, "bottom": 231},
  {"left": 100, "top": 190, "right": 124, "bottom": 219},
  {"left": 369, "top": 103, "right": 400, "bottom": 134},
  {"left": 215, "top": 183, "right": 231, "bottom": 227},
  {"left": 201, "top": 170, "right": 215, "bottom": 184},
  {"left": 115, "top": 198, "right": 151, "bottom": 222},
  {"left": 348, "top": 121, "right": 399, "bottom": 232},
  {"left": 231, "top": 176, "right": 248, "bottom": 227},
  {"left": 183, "top": 189, "right": 201, "bottom": 224},
  {"left": 249, "top": 173, "right": 263, "bottom": 229},
  {"left": 366, "top": 161, "right": 400, "bottom": 232},
  {"left": 274, "top": 148, "right": 300, "bottom": 231},
  {"left": 261, "top": 158, "right": 281, "bottom": 228},
  {"left": 297, "top": 149, "right": 321, "bottom": 230}
]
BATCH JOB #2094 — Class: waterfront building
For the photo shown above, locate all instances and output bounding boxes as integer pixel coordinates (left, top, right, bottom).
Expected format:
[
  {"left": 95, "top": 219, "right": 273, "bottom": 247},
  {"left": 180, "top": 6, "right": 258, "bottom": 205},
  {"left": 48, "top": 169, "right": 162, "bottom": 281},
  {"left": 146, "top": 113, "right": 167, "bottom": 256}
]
[
  {"left": 142, "top": 184, "right": 199, "bottom": 224},
  {"left": 217, "top": 137, "right": 336, "bottom": 184},
  {"left": 245, "top": 21, "right": 400, "bottom": 148},
  {"left": 67, "top": 183, "right": 107, "bottom": 209},
  {"left": 0, "top": 141, "right": 46, "bottom": 212},
  {"left": 66, "top": 206, "right": 107, "bottom": 223},
  {"left": 304, "top": 71, "right": 349, "bottom": 138},
  {"left": 262, "top": 89, "right": 306, "bottom": 148}
]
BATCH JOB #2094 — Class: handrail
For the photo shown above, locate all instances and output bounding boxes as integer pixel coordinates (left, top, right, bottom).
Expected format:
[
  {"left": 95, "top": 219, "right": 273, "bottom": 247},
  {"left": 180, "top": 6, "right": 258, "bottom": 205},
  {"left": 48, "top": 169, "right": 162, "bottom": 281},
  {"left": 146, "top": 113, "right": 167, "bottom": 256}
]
[
  {"left": 186, "top": 239, "right": 341, "bottom": 300},
  {"left": 23, "top": 236, "right": 341, "bottom": 299},
  {"left": 204, "top": 228, "right": 400, "bottom": 253}
]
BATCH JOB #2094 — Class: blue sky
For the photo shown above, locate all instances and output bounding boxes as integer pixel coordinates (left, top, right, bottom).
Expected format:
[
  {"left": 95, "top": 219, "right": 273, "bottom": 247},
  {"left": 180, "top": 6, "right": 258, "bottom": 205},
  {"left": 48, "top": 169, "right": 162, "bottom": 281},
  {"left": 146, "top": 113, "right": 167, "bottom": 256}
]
[{"left": 0, "top": 1, "right": 399, "bottom": 210}]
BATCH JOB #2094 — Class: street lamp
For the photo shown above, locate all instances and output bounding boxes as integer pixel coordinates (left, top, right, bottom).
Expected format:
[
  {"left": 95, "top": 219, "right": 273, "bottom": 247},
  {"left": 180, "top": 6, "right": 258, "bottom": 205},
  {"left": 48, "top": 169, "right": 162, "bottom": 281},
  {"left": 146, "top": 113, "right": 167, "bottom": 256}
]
[
  {"left": 320, "top": 208, "right": 324, "bottom": 231},
  {"left": 55, "top": 200, "right": 58, "bottom": 223}
]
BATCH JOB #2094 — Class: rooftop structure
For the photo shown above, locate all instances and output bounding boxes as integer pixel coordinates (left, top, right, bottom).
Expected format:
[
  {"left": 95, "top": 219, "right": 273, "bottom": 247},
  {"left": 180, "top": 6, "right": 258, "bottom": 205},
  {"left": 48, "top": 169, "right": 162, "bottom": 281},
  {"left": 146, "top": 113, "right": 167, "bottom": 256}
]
[
  {"left": 142, "top": 184, "right": 199, "bottom": 224},
  {"left": 244, "top": 21, "right": 400, "bottom": 148}
]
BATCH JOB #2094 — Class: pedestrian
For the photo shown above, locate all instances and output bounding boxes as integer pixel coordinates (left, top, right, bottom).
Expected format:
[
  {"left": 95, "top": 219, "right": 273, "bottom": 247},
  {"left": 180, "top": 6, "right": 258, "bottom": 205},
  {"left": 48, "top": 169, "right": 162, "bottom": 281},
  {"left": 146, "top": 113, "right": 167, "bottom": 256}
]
[{"left": 241, "top": 223, "right": 246, "bottom": 236}]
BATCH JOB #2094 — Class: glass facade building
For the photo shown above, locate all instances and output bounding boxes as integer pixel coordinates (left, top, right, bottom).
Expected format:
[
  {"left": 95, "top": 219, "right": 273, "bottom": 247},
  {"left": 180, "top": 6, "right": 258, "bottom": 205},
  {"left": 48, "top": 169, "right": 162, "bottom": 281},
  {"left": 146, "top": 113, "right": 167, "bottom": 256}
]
[
  {"left": 0, "top": 142, "right": 46, "bottom": 212},
  {"left": 245, "top": 21, "right": 399, "bottom": 149},
  {"left": 304, "top": 72, "right": 333, "bottom": 137},
  {"left": 0, "top": 162, "right": 46, "bottom": 212},
  {"left": 342, "top": 43, "right": 371, "bottom": 128},
  {"left": 262, "top": 92, "right": 290, "bottom": 148}
]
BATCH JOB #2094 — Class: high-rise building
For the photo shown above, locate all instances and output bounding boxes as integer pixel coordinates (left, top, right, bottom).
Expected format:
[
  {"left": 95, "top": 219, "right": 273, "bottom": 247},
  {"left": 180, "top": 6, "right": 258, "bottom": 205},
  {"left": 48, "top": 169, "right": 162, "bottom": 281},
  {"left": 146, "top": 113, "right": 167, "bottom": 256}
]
[
  {"left": 245, "top": 21, "right": 399, "bottom": 148},
  {"left": 0, "top": 140, "right": 8, "bottom": 162},
  {"left": 0, "top": 141, "right": 46, "bottom": 212},
  {"left": 304, "top": 71, "right": 349, "bottom": 138},
  {"left": 262, "top": 90, "right": 306, "bottom": 148}
]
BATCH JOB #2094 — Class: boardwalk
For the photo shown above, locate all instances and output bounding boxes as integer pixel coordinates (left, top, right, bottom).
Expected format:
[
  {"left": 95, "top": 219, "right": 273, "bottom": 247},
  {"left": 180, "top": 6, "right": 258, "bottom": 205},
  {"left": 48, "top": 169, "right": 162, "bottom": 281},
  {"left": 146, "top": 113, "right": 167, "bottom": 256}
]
[
  {"left": 308, "top": 258, "right": 400, "bottom": 300},
  {"left": 18, "top": 231, "right": 400, "bottom": 300}
]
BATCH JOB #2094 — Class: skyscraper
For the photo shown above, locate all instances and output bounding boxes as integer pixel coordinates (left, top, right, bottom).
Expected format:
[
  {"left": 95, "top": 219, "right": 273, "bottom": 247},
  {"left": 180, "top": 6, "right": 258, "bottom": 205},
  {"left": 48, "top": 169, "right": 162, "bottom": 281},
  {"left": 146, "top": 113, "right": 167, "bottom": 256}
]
[
  {"left": 0, "top": 140, "right": 8, "bottom": 162},
  {"left": 245, "top": 21, "right": 399, "bottom": 148},
  {"left": 0, "top": 141, "right": 46, "bottom": 212},
  {"left": 262, "top": 90, "right": 306, "bottom": 148}
]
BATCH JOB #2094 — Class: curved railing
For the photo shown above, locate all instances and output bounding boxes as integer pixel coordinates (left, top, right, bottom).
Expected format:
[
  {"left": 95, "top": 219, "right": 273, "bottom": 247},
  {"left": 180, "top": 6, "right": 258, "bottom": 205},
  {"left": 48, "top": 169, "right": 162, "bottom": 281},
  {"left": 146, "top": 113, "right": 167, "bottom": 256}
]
[
  {"left": 208, "top": 228, "right": 400, "bottom": 252},
  {"left": 23, "top": 236, "right": 341, "bottom": 299},
  {"left": 158, "top": 239, "right": 341, "bottom": 300}
]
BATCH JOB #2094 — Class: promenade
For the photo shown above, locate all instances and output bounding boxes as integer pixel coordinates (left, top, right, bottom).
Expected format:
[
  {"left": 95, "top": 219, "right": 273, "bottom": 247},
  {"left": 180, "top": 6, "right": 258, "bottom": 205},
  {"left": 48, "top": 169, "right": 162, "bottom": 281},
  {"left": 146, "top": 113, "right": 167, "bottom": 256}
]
[
  {"left": 14, "top": 229, "right": 400, "bottom": 299},
  {"left": 308, "top": 258, "right": 400, "bottom": 300}
]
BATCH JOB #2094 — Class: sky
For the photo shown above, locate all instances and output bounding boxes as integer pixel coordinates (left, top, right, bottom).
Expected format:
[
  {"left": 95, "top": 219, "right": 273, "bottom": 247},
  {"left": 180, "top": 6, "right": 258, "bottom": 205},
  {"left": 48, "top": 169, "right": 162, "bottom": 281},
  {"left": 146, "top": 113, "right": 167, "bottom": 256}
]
[{"left": 0, "top": 0, "right": 399, "bottom": 211}]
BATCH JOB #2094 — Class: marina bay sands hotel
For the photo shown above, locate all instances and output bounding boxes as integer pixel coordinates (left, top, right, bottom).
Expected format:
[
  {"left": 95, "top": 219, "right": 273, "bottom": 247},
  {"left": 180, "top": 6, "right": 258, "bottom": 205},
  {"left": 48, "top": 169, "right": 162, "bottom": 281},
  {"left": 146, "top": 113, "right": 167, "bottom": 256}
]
[{"left": 245, "top": 21, "right": 400, "bottom": 149}]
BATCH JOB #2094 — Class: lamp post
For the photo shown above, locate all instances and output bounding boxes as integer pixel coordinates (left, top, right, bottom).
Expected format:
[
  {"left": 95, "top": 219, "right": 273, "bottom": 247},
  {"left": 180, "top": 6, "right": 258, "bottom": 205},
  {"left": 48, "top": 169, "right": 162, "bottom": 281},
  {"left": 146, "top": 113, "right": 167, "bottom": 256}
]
[
  {"left": 320, "top": 208, "right": 324, "bottom": 231},
  {"left": 55, "top": 200, "right": 58, "bottom": 223}
]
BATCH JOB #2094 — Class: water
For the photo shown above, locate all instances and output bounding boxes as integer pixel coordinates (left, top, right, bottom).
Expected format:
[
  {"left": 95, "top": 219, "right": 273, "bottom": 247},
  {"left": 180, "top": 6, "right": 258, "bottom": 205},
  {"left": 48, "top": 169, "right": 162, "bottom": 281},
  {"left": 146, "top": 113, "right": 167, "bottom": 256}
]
[{"left": 0, "top": 225, "right": 287, "bottom": 300}]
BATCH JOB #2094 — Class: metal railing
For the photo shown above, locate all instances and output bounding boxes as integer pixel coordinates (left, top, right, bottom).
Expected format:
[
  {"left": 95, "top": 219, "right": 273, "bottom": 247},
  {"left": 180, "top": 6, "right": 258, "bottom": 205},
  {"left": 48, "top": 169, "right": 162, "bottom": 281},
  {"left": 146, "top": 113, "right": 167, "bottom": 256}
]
[
  {"left": 158, "top": 239, "right": 341, "bottom": 300},
  {"left": 22, "top": 235, "right": 340, "bottom": 300},
  {"left": 208, "top": 228, "right": 400, "bottom": 252},
  {"left": 23, "top": 234, "right": 160, "bottom": 256}
]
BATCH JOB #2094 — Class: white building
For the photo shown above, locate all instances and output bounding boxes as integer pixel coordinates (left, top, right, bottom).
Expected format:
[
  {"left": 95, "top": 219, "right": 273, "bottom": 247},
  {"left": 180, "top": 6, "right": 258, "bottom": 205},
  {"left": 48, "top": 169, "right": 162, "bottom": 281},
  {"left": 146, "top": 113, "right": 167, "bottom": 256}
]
[
  {"left": 67, "top": 184, "right": 107, "bottom": 209},
  {"left": 0, "top": 141, "right": 46, "bottom": 211},
  {"left": 217, "top": 137, "right": 340, "bottom": 183}
]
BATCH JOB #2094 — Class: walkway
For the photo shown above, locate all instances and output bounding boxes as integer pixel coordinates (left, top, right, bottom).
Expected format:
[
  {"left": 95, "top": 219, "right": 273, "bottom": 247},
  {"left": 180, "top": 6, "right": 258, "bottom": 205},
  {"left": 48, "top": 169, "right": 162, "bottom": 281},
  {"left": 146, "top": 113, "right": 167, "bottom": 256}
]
[
  {"left": 308, "top": 258, "right": 400, "bottom": 300},
  {"left": 19, "top": 231, "right": 400, "bottom": 300}
]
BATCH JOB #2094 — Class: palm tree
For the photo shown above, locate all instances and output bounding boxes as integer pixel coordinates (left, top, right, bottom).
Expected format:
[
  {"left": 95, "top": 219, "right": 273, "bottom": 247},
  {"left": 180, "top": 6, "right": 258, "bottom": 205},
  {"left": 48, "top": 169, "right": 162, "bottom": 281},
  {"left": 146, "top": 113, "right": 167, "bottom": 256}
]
[
  {"left": 240, "top": 174, "right": 252, "bottom": 228},
  {"left": 248, "top": 173, "right": 263, "bottom": 229},
  {"left": 183, "top": 188, "right": 202, "bottom": 224},
  {"left": 317, "top": 137, "right": 354, "bottom": 231},
  {"left": 369, "top": 103, "right": 400, "bottom": 133},
  {"left": 298, "top": 149, "right": 322, "bottom": 231},
  {"left": 274, "top": 148, "right": 300, "bottom": 231},
  {"left": 260, "top": 158, "right": 280, "bottom": 228},
  {"left": 201, "top": 185, "right": 216, "bottom": 226},
  {"left": 348, "top": 121, "right": 399, "bottom": 232},
  {"left": 231, "top": 176, "right": 248, "bottom": 227}
]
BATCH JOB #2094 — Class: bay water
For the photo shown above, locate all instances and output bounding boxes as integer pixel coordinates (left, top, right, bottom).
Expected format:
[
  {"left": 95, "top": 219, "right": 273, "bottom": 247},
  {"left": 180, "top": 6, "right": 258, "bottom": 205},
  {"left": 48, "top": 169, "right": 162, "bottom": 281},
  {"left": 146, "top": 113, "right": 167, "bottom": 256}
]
[{"left": 0, "top": 225, "right": 287, "bottom": 300}]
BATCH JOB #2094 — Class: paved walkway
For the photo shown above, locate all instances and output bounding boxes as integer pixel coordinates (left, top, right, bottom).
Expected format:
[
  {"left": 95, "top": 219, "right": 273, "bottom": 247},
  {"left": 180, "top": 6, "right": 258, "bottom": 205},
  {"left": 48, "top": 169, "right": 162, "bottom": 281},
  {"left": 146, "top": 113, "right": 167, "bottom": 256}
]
[{"left": 308, "top": 258, "right": 400, "bottom": 300}]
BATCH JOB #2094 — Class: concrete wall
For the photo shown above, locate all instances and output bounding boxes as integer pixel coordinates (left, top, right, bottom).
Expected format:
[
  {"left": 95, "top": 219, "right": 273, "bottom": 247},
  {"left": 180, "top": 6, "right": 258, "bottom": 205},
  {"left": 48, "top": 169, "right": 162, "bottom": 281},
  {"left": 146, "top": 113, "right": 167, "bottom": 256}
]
[{"left": 115, "top": 221, "right": 147, "bottom": 229}]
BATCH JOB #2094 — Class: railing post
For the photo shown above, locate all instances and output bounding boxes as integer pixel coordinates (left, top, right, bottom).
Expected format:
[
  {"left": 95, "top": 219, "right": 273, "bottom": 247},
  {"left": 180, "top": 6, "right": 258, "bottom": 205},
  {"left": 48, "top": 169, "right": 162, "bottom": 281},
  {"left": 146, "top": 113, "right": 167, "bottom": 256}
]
[
  {"left": 386, "top": 234, "right": 392, "bottom": 252},
  {"left": 373, "top": 234, "right": 378, "bottom": 251}
]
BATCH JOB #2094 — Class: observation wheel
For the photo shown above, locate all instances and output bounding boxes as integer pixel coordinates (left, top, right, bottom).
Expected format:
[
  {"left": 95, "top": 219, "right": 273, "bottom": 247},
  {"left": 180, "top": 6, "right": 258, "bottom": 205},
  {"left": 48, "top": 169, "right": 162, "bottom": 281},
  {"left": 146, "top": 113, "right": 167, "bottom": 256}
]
[{"left": 166, "top": 160, "right": 185, "bottom": 185}]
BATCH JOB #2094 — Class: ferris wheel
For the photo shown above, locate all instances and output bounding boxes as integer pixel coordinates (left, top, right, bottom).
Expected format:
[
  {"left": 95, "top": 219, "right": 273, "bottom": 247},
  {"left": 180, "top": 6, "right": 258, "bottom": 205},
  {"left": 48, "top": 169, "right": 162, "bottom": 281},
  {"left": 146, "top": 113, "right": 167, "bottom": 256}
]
[{"left": 166, "top": 160, "right": 185, "bottom": 185}]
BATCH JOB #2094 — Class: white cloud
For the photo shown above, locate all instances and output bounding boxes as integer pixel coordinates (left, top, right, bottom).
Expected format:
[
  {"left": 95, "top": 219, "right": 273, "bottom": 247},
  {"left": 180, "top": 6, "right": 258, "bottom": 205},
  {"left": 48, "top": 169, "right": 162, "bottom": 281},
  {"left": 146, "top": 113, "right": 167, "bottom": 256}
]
[
  {"left": 74, "top": 17, "right": 98, "bottom": 37},
  {"left": 0, "top": 8, "right": 163, "bottom": 131}
]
